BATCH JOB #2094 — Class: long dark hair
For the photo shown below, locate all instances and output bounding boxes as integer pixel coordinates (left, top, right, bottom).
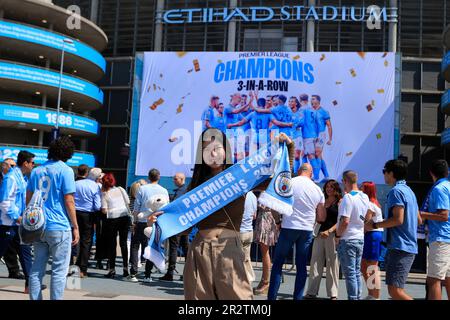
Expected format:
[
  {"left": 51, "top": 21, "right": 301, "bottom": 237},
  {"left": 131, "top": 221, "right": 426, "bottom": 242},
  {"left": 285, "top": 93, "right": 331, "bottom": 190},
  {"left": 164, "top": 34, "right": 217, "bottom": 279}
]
[
  {"left": 188, "top": 128, "right": 233, "bottom": 191},
  {"left": 323, "top": 179, "right": 343, "bottom": 201}
]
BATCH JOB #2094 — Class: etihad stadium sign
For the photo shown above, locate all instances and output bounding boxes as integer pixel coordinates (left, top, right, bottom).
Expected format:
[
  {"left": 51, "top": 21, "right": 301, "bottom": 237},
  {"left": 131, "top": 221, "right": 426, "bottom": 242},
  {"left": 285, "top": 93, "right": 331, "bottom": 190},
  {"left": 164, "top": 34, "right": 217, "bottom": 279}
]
[{"left": 162, "top": 5, "right": 397, "bottom": 24}]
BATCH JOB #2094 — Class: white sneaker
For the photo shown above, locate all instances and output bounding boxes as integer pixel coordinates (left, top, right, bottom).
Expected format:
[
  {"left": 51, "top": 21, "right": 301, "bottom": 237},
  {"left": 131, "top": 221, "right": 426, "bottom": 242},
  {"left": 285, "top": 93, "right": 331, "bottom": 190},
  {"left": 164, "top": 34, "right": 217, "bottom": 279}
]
[
  {"left": 143, "top": 276, "right": 152, "bottom": 283},
  {"left": 127, "top": 275, "right": 139, "bottom": 283},
  {"left": 363, "top": 295, "right": 378, "bottom": 300}
]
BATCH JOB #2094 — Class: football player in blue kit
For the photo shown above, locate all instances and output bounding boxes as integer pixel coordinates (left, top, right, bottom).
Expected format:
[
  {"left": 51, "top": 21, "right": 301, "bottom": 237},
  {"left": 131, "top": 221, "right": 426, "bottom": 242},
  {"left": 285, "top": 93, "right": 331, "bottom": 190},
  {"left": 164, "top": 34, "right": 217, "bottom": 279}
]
[
  {"left": 311, "top": 95, "right": 333, "bottom": 182},
  {"left": 289, "top": 96, "right": 305, "bottom": 175}
]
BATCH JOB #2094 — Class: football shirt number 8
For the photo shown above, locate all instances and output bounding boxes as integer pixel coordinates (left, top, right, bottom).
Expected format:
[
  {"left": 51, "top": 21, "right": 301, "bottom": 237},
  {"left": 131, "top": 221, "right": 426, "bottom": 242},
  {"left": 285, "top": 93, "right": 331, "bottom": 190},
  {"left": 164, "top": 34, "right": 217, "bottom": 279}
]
[{"left": 38, "top": 175, "right": 51, "bottom": 202}]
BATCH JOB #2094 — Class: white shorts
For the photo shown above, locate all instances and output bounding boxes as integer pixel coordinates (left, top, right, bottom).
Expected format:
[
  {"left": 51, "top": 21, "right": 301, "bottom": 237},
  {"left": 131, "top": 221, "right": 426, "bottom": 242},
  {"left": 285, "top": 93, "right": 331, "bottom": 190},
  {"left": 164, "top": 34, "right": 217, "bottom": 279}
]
[
  {"left": 315, "top": 132, "right": 327, "bottom": 150},
  {"left": 427, "top": 241, "right": 450, "bottom": 280},
  {"left": 303, "top": 138, "right": 315, "bottom": 155},
  {"left": 293, "top": 137, "right": 303, "bottom": 152}
]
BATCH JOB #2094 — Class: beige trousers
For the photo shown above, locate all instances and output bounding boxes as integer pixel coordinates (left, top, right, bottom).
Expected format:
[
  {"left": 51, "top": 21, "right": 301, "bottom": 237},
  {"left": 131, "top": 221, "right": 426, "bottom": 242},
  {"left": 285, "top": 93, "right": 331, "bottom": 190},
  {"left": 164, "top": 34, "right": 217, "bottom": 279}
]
[
  {"left": 306, "top": 234, "right": 339, "bottom": 298},
  {"left": 183, "top": 231, "right": 253, "bottom": 300},
  {"left": 240, "top": 231, "right": 255, "bottom": 283}
]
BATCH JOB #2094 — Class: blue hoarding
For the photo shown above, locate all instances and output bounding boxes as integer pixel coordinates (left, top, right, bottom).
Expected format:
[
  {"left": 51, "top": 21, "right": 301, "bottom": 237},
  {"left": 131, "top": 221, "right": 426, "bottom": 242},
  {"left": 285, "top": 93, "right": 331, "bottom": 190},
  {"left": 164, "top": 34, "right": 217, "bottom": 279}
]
[
  {"left": 0, "top": 20, "right": 106, "bottom": 73},
  {"left": 442, "top": 128, "right": 450, "bottom": 146},
  {"left": 0, "top": 145, "right": 95, "bottom": 167},
  {"left": 0, "top": 61, "right": 104, "bottom": 104},
  {"left": 442, "top": 51, "right": 450, "bottom": 73},
  {"left": 0, "top": 104, "right": 98, "bottom": 135}
]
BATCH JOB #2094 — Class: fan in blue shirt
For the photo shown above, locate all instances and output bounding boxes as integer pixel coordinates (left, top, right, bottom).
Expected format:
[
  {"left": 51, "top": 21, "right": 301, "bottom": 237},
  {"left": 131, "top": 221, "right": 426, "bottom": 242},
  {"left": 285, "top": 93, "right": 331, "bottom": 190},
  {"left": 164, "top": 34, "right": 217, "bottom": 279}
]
[{"left": 419, "top": 160, "right": 450, "bottom": 244}]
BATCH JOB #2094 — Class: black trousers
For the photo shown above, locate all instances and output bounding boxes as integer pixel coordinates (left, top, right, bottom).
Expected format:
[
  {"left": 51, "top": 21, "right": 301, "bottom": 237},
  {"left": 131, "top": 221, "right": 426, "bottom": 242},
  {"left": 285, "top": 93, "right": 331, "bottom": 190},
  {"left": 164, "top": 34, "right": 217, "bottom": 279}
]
[
  {"left": 105, "top": 216, "right": 130, "bottom": 270},
  {"left": 167, "top": 234, "right": 189, "bottom": 274},
  {"left": 130, "top": 222, "right": 154, "bottom": 276},
  {"left": 94, "top": 211, "right": 107, "bottom": 261},
  {"left": 75, "top": 211, "right": 95, "bottom": 272},
  {"left": 4, "top": 244, "right": 20, "bottom": 275}
]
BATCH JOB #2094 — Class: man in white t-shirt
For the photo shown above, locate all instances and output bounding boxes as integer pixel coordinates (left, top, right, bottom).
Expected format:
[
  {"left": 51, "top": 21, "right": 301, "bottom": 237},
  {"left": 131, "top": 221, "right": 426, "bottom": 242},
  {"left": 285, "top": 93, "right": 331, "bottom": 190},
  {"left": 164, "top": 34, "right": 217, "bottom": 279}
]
[
  {"left": 268, "top": 163, "right": 326, "bottom": 300},
  {"left": 335, "top": 170, "right": 370, "bottom": 300}
]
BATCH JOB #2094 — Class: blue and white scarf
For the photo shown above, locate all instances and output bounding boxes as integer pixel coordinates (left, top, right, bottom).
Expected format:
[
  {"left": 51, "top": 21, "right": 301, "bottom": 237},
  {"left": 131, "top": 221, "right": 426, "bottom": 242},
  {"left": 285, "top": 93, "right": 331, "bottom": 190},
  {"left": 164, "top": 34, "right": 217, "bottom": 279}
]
[{"left": 144, "top": 142, "right": 292, "bottom": 271}]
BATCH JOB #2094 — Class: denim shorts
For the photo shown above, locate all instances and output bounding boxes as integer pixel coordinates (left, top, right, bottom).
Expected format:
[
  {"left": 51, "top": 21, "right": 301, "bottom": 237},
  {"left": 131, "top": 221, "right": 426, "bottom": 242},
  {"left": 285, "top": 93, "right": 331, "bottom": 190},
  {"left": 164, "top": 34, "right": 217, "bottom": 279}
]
[
  {"left": 362, "top": 231, "right": 383, "bottom": 261},
  {"left": 385, "top": 249, "right": 416, "bottom": 289}
]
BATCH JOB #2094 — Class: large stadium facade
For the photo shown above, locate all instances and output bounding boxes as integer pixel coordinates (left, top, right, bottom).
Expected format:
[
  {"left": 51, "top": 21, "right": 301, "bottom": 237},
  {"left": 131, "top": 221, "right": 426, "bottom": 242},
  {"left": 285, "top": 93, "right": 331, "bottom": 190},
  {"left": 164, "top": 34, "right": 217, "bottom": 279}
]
[
  {"left": 1, "top": 0, "right": 449, "bottom": 273},
  {"left": 47, "top": 0, "right": 449, "bottom": 200}
]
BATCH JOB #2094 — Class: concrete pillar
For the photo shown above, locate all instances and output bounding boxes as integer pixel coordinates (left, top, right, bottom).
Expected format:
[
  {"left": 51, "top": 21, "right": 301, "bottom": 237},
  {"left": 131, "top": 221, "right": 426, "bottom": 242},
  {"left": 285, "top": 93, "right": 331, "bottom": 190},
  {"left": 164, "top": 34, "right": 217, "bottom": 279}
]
[
  {"left": 80, "top": 111, "right": 89, "bottom": 151},
  {"left": 90, "top": 0, "right": 99, "bottom": 24},
  {"left": 227, "top": 0, "right": 237, "bottom": 51},
  {"left": 306, "top": 0, "right": 316, "bottom": 52},
  {"left": 154, "top": 0, "right": 165, "bottom": 51},
  {"left": 388, "top": 0, "right": 398, "bottom": 52},
  {"left": 38, "top": 130, "right": 44, "bottom": 147}
]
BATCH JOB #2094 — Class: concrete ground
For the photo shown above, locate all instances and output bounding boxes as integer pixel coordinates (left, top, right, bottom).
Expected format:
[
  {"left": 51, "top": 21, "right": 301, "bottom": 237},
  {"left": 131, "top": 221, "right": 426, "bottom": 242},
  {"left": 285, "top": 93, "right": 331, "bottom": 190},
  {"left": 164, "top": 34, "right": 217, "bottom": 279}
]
[{"left": 1, "top": 257, "right": 446, "bottom": 300}]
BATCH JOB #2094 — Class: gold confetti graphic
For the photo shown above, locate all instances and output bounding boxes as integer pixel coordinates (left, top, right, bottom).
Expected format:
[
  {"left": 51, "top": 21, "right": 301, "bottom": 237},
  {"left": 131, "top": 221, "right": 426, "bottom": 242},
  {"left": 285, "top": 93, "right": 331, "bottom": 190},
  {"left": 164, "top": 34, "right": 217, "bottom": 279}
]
[
  {"left": 332, "top": 100, "right": 338, "bottom": 106},
  {"left": 366, "top": 104, "right": 373, "bottom": 112},
  {"left": 346, "top": 152, "right": 353, "bottom": 157},
  {"left": 159, "top": 73, "right": 163, "bottom": 78},
  {"left": 176, "top": 103, "right": 183, "bottom": 114},
  {"left": 168, "top": 137, "right": 178, "bottom": 143},
  {"left": 335, "top": 81, "right": 342, "bottom": 85},
  {"left": 176, "top": 52, "right": 187, "bottom": 58},
  {"left": 147, "top": 85, "right": 151, "bottom": 92},
  {"left": 384, "top": 60, "right": 389, "bottom": 67},
  {"left": 377, "top": 89, "right": 385, "bottom": 94},
  {"left": 182, "top": 93, "right": 191, "bottom": 99},
  {"left": 371, "top": 100, "right": 375, "bottom": 106},
  {"left": 150, "top": 98, "right": 164, "bottom": 110},
  {"left": 320, "top": 54, "right": 326, "bottom": 61},
  {"left": 382, "top": 52, "right": 388, "bottom": 58},
  {"left": 376, "top": 133, "right": 382, "bottom": 140},
  {"left": 157, "top": 86, "right": 161, "bottom": 90},
  {"left": 218, "top": 59, "right": 223, "bottom": 64},
  {"left": 357, "top": 52, "right": 366, "bottom": 59},
  {"left": 193, "top": 59, "right": 200, "bottom": 72},
  {"left": 153, "top": 84, "right": 157, "bottom": 91},
  {"left": 350, "top": 69, "right": 357, "bottom": 77},
  {"left": 293, "top": 55, "right": 300, "bottom": 60}
]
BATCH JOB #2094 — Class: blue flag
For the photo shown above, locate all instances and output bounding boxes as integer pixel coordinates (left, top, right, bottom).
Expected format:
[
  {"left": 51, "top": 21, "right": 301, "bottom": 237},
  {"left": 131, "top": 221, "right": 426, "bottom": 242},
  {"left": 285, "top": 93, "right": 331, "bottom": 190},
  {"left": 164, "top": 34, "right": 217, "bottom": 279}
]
[
  {"left": 144, "top": 142, "right": 283, "bottom": 271},
  {"left": 257, "top": 143, "right": 294, "bottom": 216}
]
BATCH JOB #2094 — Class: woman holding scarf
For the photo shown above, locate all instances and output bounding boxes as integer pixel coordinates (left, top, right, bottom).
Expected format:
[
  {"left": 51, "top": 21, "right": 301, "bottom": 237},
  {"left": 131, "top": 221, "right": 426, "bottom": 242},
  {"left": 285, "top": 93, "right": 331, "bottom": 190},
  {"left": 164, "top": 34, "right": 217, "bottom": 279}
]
[{"left": 147, "top": 128, "right": 294, "bottom": 299}]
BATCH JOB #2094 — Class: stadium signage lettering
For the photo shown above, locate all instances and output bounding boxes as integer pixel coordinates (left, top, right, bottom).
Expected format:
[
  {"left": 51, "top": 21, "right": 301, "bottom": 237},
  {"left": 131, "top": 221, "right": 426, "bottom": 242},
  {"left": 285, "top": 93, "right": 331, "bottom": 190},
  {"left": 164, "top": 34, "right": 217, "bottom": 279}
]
[{"left": 162, "top": 6, "right": 394, "bottom": 24}]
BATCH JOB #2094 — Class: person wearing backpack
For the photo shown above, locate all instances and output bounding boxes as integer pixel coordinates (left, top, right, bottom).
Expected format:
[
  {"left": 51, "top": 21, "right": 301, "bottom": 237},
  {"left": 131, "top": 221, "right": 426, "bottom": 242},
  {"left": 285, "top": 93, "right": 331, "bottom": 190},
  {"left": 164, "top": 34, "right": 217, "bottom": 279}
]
[{"left": 26, "top": 136, "right": 80, "bottom": 300}]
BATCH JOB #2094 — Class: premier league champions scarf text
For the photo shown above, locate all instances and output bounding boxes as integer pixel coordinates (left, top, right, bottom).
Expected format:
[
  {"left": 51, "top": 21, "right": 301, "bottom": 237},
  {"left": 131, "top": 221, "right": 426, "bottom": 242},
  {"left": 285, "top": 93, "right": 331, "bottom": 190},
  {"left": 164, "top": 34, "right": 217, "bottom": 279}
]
[{"left": 144, "top": 142, "right": 287, "bottom": 271}]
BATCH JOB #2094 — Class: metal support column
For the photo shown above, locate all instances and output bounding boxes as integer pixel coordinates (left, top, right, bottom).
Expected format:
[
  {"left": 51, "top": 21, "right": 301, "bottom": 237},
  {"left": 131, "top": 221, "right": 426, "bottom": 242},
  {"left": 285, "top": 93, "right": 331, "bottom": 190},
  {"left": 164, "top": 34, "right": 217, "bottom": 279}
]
[
  {"left": 306, "top": 0, "right": 316, "bottom": 52},
  {"left": 154, "top": 0, "right": 165, "bottom": 51},
  {"left": 388, "top": 0, "right": 398, "bottom": 52},
  {"left": 227, "top": 0, "right": 238, "bottom": 51}
]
